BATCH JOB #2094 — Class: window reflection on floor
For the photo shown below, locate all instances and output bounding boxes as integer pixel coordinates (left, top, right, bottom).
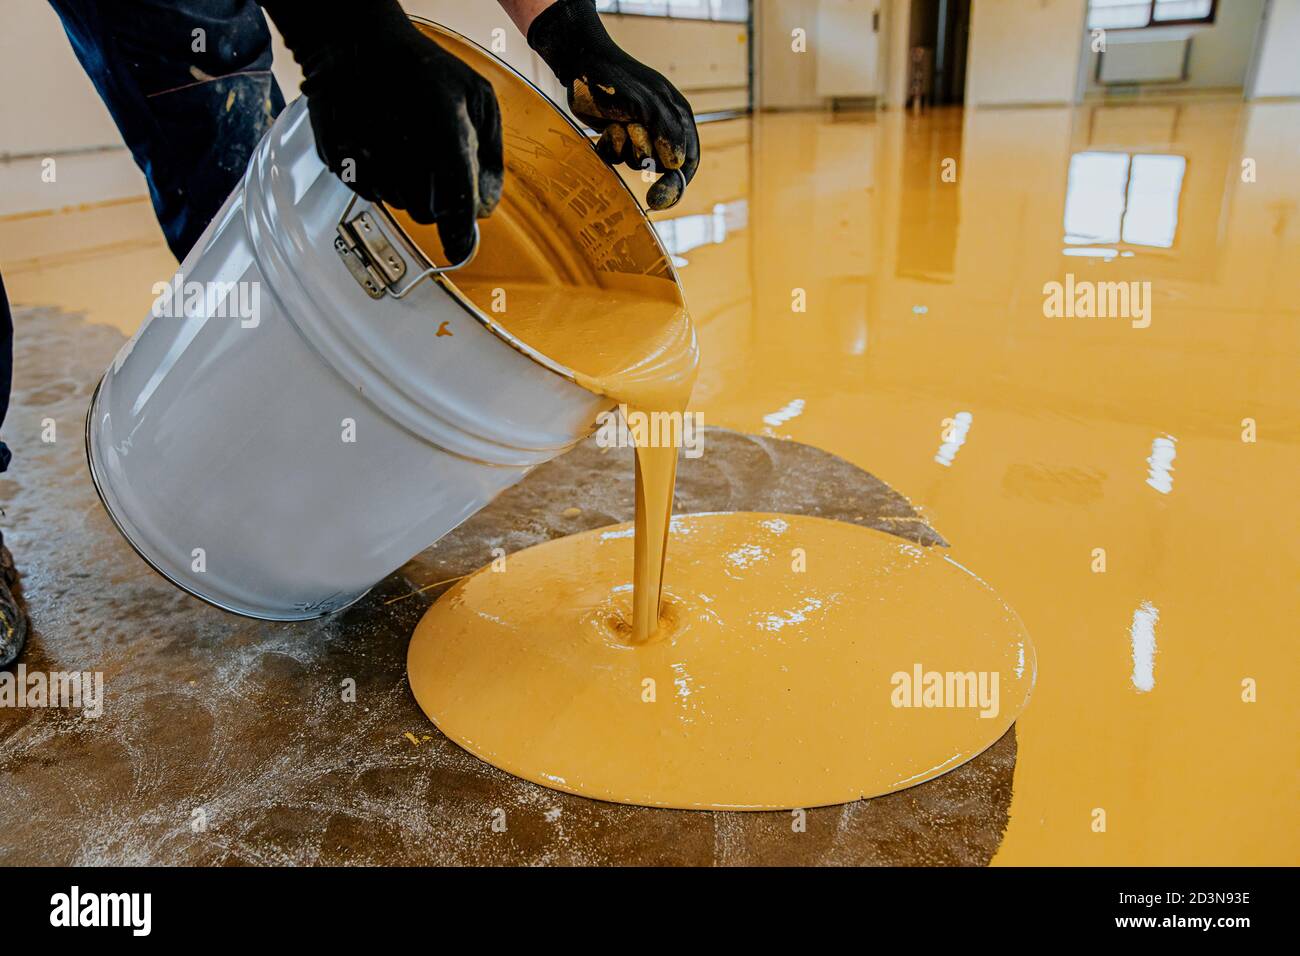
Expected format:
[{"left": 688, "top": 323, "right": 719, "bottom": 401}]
[
  {"left": 1063, "top": 150, "right": 1186, "bottom": 256},
  {"left": 652, "top": 199, "right": 749, "bottom": 265}
]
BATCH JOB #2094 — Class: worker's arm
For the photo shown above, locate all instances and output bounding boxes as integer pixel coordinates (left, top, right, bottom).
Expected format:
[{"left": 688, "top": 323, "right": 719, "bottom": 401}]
[
  {"left": 259, "top": 0, "right": 502, "bottom": 263},
  {"left": 499, "top": 0, "right": 700, "bottom": 210}
]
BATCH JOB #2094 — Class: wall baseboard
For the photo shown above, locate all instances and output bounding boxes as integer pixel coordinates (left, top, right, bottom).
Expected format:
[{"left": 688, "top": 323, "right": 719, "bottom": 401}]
[
  {"left": 970, "top": 101, "right": 1074, "bottom": 109},
  {"left": 695, "top": 109, "right": 752, "bottom": 124},
  {"left": 1, "top": 144, "right": 125, "bottom": 163}
]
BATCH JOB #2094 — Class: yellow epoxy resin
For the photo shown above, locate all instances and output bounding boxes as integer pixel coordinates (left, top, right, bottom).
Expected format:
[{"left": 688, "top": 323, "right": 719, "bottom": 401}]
[{"left": 408, "top": 512, "right": 1036, "bottom": 810}]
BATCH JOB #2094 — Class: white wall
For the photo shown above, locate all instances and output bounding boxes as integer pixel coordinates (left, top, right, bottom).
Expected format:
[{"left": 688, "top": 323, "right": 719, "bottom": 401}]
[
  {"left": 755, "top": 0, "right": 820, "bottom": 109},
  {"left": 1250, "top": 0, "right": 1300, "bottom": 97},
  {"left": 966, "top": 0, "right": 1087, "bottom": 106},
  {"left": 1, "top": 1, "right": 123, "bottom": 156},
  {"left": 605, "top": 15, "right": 750, "bottom": 114},
  {"left": 754, "top": 0, "right": 908, "bottom": 110},
  {"left": 878, "top": 0, "right": 909, "bottom": 108}
]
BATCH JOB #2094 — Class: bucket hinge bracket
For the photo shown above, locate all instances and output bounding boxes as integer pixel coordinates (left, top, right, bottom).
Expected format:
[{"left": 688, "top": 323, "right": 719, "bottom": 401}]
[
  {"left": 335, "top": 208, "right": 405, "bottom": 300},
  {"left": 334, "top": 195, "right": 479, "bottom": 300}
]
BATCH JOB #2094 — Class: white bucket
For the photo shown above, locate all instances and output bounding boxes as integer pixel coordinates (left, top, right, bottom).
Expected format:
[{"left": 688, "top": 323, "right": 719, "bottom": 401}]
[{"left": 86, "top": 21, "right": 683, "bottom": 620}]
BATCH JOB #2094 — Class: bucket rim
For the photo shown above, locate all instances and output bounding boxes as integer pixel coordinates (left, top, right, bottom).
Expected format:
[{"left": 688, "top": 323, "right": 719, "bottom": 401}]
[{"left": 395, "top": 16, "right": 689, "bottom": 393}]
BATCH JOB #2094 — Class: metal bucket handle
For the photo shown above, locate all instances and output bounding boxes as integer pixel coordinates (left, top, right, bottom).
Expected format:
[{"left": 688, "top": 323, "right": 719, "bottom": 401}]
[{"left": 333, "top": 192, "right": 480, "bottom": 300}]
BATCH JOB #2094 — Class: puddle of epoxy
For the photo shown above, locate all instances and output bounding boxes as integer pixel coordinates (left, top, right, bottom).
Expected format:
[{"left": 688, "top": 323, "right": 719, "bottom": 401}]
[{"left": 409, "top": 512, "right": 1035, "bottom": 811}]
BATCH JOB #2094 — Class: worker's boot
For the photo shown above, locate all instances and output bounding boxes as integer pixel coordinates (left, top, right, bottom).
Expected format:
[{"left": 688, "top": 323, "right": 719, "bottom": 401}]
[{"left": 0, "top": 529, "right": 28, "bottom": 667}]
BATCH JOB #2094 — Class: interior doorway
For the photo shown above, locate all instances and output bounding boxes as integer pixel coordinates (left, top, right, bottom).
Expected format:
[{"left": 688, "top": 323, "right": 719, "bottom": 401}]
[{"left": 908, "top": 0, "right": 972, "bottom": 107}]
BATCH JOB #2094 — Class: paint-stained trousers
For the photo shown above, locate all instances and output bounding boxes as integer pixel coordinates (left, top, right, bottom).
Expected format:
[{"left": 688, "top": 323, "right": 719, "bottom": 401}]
[{"left": 0, "top": 0, "right": 286, "bottom": 476}]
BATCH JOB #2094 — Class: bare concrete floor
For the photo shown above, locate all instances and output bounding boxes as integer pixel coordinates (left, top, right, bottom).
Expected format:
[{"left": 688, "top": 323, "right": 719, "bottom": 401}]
[{"left": 0, "top": 303, "right": 1015, "bottom": 866}]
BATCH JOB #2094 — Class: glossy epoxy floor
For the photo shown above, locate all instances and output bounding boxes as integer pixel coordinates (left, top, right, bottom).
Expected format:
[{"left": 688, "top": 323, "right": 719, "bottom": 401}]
[
  {"left": 3, "top": 101, "right": 1297, "bottom": 865},
  {"left": 666, "top": 102, "right": 1299, "bottom": 866}
]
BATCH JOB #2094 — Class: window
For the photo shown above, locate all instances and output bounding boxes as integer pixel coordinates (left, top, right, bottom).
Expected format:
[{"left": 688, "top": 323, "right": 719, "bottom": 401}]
[
  {"left": 1087, "top": 0, "right": 1216, "bottom": 31},
  {"left": 596, "top": 0, "right": 749, "bottom": 23},
  {"left": 1064, "top": 151, "right": 1187, "bottom": 253}
]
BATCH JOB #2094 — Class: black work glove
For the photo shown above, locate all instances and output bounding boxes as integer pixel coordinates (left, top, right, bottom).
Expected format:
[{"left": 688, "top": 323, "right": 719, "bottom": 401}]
[
  {"left": 261, "top": 0, "right": 502, "bottom": 262},
  {"left": 528, "top": 0, "right": 699, "bottom": 210}
]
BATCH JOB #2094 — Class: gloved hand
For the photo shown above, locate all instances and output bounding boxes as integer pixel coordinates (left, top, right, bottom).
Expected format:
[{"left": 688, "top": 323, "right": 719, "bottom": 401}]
[
  {"left": 261, "top": 0, "right": 502, "bottom": 262},
  {"left": 527, "top": 0, "right": 699, "bottom": 210}
]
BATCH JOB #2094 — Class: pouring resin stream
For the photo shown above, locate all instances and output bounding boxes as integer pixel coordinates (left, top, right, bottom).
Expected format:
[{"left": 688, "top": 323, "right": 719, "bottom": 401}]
[{"left": 455, "top": 279, "right": 698, "bottom": 642}]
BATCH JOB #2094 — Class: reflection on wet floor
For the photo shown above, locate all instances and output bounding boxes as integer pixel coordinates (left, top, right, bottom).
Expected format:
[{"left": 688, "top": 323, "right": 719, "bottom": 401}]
[
  {"left": 2, "top": 99, "right": 1297, "bottom": 864},
  {"left": 1064, "top": 149, "right": 1187, "bottom": 254}
]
